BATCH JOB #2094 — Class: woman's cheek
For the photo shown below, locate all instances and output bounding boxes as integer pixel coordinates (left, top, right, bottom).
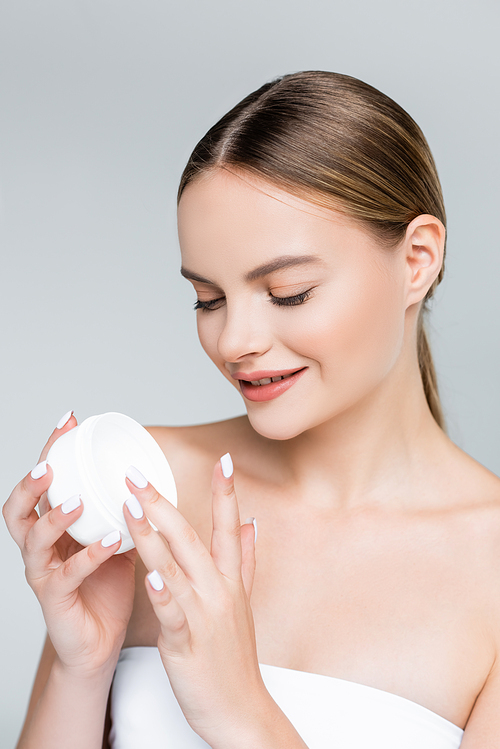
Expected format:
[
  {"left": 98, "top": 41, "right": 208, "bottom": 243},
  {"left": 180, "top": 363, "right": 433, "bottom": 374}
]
[
  {"left": 284, "top": 275, "right": 405, "bottom": 394},
  {"left": 328, "top": 276, "right": 405, "bottom": 391}
]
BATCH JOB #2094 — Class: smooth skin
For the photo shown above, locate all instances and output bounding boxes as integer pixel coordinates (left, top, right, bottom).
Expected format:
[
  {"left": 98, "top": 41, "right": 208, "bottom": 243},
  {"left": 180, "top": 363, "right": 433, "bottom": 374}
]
[{"left": 5, "top": 168, "right": 500, "bottom": 746}]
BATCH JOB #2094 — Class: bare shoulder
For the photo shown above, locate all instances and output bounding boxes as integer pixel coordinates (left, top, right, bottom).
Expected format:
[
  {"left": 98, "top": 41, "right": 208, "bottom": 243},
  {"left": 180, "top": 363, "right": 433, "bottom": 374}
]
[
  {"left": 448, "top": 443, "right": 500, "bottom": 543},
  {"left": 145, "top": 416, "right": 260, "bottom": 492},
  {"left": 146, "top": 415, "right": 253, "bottom": 457},
  {"left": 445, "top": 445, "right": 500, "bottom": 612}
]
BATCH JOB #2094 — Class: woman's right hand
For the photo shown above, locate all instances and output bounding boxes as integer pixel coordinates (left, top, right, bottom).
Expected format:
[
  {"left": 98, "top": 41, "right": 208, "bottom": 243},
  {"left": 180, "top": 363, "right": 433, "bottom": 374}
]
[{"left": 3, "top": 412, "right": 137, "bottom": 678}]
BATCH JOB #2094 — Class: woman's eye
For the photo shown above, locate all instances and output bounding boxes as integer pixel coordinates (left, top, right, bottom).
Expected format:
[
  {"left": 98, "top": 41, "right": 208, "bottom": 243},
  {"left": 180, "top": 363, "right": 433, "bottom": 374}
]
[
  {"left": 194, "top": 289, "right": 313, "bottom": 311},
  {"left": 193, "top": 297, "right": 225, "bottom": 312},
  {"left": 270, "top": 289, "right": 313, "bottom": 307}
]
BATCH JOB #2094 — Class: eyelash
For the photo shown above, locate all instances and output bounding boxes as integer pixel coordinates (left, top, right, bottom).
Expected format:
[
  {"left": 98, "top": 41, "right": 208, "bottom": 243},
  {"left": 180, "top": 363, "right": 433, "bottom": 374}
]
[{"left": 193, "top": 289, "right": 313, "bottom": 312}]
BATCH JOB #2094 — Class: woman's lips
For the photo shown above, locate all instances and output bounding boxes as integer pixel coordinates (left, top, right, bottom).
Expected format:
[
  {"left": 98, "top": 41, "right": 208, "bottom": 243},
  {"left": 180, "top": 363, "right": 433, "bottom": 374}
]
[{"left": 235, "top": 368, "right": 307, "bottom": 402}]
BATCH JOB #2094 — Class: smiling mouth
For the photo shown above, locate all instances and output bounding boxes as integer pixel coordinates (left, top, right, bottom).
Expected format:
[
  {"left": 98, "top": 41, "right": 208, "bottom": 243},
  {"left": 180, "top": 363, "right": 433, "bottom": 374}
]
[
  {"left": 236, "top": 367, "right": 307, "bottom": 387},
  {"left": 248, "top": 373, "right": 296, "bottom": 386}
]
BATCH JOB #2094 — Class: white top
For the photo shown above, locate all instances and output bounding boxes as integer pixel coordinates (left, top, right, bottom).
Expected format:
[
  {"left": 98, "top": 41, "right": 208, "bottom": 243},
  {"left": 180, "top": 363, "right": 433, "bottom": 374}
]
[{"left": 109, "top": 646, "right": 464, "bottom": 748}]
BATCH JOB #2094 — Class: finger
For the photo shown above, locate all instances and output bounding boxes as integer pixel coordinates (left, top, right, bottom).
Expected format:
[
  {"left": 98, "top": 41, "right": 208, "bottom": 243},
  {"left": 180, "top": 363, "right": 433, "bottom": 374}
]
[
  {"left": 241, "top": 518, "right": 257, "bottom": 599},
  {"left": 3, "top": 462, "right": 54, "bottom": 547},
  {"left": 47, "top": 529, "right": 123, "bottom": 600},
  {"left": 210, "top": 454, "right": 243, "bottom": 581},
  {"left": 124, "top": 468, "right": 215, "bottom": 586},
  {"left": 23, "top": 495, "right": 84, "bottom": 578},
  {"left": 123, "top": 495, "right": 198, "bottom": 608},
  {"left": 37, "top": 410, "right": 77, "bottom": 464},
  {"left": 145, "top": 569, "right": 191, "bottom": 652}
]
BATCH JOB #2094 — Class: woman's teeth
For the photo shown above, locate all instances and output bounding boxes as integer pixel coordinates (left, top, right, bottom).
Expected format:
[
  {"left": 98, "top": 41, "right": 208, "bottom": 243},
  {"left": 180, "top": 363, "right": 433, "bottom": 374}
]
[{"left": 250, "top": 375, "right": 287, "bottom": 386}]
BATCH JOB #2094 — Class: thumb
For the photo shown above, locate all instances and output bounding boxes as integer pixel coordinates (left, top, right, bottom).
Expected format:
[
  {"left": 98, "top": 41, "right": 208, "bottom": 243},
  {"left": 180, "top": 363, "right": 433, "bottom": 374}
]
[{"left": 241, "top": 518, "right": 257, "bottom": 598}]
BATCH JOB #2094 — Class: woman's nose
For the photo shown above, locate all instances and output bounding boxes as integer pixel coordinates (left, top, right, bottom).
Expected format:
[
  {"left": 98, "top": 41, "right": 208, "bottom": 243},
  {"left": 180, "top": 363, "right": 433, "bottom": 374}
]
[{"left": 216, "top": 300, "right": 272, "bottom": 363}]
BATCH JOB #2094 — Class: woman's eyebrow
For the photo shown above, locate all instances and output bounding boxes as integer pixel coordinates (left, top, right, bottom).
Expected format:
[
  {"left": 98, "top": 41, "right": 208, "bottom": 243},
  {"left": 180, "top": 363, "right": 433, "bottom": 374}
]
[{"left": 180, "top": 254, "right": 322, "bottom": 285}]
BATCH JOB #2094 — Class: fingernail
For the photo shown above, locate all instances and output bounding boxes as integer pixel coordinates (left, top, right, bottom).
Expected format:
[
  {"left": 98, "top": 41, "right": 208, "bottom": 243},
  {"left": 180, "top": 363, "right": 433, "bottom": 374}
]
[
  {"left": 220, "top": 452, "right": 233, "bottom": 479},
  {"left": 126, "top": 494, "right": 144, "bottom": 520},
  {"left": 245, "top": 517, "right": 258, "bottom": 542},
  {"left": 56, "top": 410, "right": 73, "bottom": 430},
  {"left": 101, "top": 530, "right": 121, "bottom": 548},
  {"left": 148, "top": 569, "right": 164, "bottom": 591},
  {"left": 61, "top": 494, "right": 82, "bottom": 514},
  {"left": 126, "top": 465, "right": 148, "bottom": 489},
  {"left": 31, "top": 461, "right": 48, "bottom": 480}
]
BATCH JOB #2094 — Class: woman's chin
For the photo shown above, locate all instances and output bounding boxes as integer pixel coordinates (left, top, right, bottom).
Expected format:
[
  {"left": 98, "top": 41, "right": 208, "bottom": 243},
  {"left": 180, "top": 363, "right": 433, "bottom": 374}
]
[{"left": 245, "top": 411, "right": 309, "bottom": 441}]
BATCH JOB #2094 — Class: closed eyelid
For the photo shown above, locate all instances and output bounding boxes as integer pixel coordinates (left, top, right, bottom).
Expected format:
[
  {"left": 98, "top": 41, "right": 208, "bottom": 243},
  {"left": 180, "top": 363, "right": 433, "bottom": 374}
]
[
  {"left": 269, "top": 280, "right": 316, "bottom": 290},
  {"left": 195, "top": 282, "right": 316, "bottom": 299}
]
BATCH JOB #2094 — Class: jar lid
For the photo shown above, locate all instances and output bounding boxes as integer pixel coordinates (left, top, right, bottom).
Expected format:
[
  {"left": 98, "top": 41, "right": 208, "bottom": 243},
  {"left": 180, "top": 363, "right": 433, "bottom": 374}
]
[{"left": 77, "top": 412, "right": 177, "bottom": 531}]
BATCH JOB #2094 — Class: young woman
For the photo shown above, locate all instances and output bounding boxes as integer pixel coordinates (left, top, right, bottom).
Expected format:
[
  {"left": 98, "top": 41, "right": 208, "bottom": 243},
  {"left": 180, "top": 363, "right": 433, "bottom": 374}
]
[{"left": 4, "top": 71, "right": 500, "bottom": 748}]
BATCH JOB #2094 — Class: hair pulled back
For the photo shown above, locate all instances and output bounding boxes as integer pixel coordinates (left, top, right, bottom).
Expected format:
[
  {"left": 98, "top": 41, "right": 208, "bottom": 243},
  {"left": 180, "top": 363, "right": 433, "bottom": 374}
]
[{"left": 178, "top": 71, "right": 447, "bottom": 431}]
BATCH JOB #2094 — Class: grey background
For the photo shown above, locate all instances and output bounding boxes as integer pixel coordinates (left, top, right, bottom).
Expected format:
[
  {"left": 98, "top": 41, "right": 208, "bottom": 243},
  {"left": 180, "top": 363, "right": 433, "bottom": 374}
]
[{"left": 1, "top": 0, "right": 498, "bottom": 744}]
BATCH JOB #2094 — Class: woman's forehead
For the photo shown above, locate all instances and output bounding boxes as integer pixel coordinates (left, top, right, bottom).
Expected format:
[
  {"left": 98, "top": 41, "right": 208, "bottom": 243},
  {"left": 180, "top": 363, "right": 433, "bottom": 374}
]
[{"left": 177, "top": 168, "right": 350, "bottom": 228}]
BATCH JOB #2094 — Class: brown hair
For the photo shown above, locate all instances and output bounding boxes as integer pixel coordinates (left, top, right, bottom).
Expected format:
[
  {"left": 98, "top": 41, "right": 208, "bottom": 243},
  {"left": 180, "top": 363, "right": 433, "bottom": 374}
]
[{"left": 178, "top": 70, "right": 447, "bottom": 431}]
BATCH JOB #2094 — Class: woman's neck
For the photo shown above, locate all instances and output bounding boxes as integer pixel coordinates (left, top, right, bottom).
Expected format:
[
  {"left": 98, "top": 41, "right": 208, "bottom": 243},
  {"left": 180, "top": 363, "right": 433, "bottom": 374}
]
[{"left": 269, "top": 356, "right": 451, "bottom": 513}]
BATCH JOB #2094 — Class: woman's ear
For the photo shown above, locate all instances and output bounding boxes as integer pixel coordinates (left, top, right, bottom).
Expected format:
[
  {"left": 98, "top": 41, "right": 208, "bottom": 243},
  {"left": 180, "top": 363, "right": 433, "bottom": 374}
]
[{"left": 403, "top": 214, "right": 446, "bottom": 310}]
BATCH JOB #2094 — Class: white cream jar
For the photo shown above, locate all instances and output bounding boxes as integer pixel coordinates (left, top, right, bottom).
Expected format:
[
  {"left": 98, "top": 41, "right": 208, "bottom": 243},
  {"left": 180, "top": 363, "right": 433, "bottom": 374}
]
[{"left": 46, "top": 412, "right": 177, "bottom": 552}]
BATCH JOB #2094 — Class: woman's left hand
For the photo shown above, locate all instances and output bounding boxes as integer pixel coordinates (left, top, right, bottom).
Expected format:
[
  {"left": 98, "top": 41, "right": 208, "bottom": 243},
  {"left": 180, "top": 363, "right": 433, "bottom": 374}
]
[{"left": 123, "top": 454, "right": 267, "bottom": 747}]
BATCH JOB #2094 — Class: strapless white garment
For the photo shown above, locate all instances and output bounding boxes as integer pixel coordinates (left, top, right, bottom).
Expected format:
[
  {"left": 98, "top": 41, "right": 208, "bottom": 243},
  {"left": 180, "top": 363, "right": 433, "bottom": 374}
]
[{"left": 109, "top": 647, "right": 464, "bottom": 748}]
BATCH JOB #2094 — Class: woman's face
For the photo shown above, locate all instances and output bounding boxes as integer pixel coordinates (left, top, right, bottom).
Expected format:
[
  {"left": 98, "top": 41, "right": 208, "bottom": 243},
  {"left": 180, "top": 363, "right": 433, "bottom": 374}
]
[{"left": 177, "top": 169, "right": 408, "bottom": 440}]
